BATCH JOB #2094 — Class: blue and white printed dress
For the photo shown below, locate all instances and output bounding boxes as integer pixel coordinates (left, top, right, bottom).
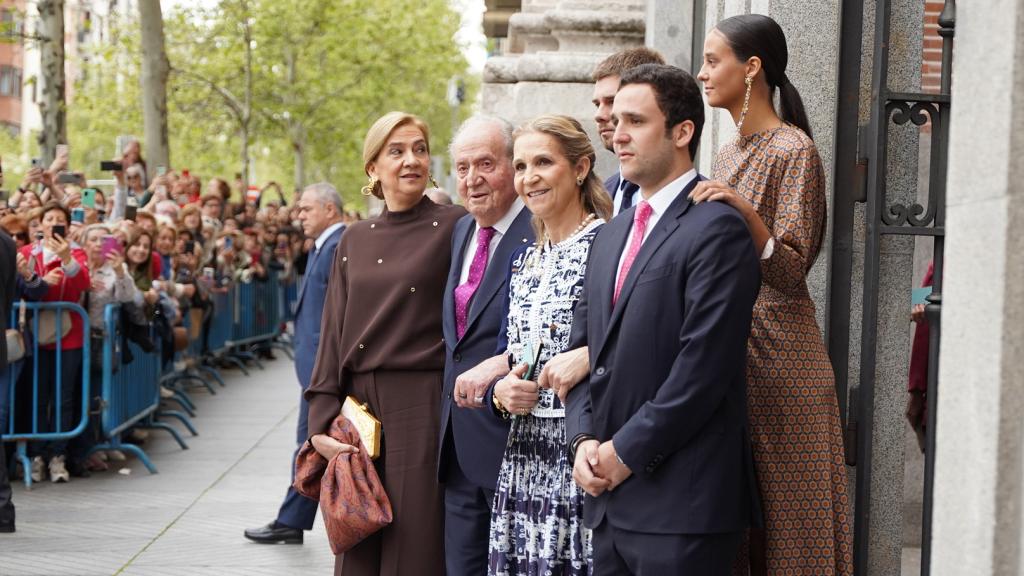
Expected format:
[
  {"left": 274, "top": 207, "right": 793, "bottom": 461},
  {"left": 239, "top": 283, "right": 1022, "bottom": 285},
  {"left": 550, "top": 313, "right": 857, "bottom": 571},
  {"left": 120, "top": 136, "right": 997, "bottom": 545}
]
[{"left": 488, "top": 218, "right": 603, "bottom": 576}]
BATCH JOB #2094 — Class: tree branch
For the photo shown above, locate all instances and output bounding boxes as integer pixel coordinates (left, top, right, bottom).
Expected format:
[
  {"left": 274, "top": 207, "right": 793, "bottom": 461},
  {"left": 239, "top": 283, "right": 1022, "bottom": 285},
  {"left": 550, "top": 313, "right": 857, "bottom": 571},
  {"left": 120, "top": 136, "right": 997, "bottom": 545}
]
[{"left": 170, "top": 66, "right": 244, "bottom": 120}]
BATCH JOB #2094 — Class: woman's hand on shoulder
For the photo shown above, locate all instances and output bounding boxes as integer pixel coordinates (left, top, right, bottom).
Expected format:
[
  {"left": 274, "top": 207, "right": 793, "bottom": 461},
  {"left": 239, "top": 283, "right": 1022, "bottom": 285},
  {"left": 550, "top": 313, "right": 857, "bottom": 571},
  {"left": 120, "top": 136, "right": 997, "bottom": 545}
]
[
  {"left": 311, "top": 433, "right": 359, "bottom": 460},
  {"left": 688, "top": 180, "right": 753, "bottom": 215}
]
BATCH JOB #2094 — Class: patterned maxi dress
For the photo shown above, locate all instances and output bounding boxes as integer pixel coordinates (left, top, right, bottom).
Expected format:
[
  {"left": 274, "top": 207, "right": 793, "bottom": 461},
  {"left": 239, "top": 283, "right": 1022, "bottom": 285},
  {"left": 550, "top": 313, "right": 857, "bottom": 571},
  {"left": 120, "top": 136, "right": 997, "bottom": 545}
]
[
  {"left": 713, "top": 126, "right": 854, "bottom": 575},
  {"left": 488, "top": 219, "right": 603, "bottom": 576}
]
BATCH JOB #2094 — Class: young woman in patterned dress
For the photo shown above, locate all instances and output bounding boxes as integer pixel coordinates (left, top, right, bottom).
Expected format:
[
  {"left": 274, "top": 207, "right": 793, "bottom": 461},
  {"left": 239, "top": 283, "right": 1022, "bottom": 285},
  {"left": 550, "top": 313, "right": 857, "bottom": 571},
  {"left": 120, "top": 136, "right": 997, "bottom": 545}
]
[
  {"left": 485, "top": 115, "right": 611, "bottom": 576},
  {"left": 690, "top": 14, "right": 854, "bottom": 576}
]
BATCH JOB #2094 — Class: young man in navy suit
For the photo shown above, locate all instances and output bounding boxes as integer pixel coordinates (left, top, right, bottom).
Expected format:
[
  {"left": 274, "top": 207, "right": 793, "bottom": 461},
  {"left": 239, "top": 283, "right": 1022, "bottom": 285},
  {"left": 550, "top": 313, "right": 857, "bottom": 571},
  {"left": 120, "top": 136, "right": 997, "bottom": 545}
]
[
  {"left": 438, "top": 115, "right": 534, "bottom": 575},
  {"left": 566, "top": 64, "right": 762, "bottom": 574},
  {"left": 245, "top": 183, "right": 346, "bottom": 544},
  {"left": 591, "top": 47, "right": 665, "bottom": 216}
]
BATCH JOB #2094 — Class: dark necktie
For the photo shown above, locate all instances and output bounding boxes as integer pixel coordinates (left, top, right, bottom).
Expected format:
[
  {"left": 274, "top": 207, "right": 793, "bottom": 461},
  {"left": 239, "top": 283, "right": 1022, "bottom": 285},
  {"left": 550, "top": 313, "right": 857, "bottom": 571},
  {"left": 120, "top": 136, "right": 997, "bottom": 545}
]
[{"left": 618, "top": 178, "right": 640, "bottom": 214}]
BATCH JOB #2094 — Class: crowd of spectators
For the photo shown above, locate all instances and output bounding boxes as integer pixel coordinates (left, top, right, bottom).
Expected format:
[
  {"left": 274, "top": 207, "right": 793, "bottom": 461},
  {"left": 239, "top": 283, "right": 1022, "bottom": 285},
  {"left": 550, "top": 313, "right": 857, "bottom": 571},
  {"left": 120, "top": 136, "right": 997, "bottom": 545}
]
[{"left": 0, "top": 138, "right": 362, "bottom": 484}]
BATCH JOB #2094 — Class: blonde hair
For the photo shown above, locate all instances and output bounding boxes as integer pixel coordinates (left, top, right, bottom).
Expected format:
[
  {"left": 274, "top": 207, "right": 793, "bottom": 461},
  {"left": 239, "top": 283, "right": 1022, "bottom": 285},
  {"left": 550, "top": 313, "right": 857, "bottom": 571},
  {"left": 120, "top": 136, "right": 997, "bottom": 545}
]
[
  {"left": 361, "top": 111, "right": 431, "bottom": 200},
  {"left": 513, "top": 115, "right": 613, "bottom": 242}
]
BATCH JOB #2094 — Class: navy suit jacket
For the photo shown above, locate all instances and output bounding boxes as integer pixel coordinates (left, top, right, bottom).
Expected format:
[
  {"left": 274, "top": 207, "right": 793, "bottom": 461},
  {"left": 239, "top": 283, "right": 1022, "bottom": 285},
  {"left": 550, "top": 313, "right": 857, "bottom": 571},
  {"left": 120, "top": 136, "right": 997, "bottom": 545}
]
[
  {"left": 603, "top": 171, "right": 621, "bottom": 198},
  {"left": 438, "top": 208, "right": 534, "bottom": 488},
  {"left": 565, "top": 175, "right": 762, "bottom": 534},
  {"left": 293, "top": 225, "right": 344, "bottom": 389}
]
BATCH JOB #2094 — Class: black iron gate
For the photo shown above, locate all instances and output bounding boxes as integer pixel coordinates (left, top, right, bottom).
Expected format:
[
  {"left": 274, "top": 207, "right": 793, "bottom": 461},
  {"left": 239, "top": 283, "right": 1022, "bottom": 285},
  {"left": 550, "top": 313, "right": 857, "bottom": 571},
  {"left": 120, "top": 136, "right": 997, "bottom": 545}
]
[{"left": 828, "top": 0, "right": 954, "bottom": 574}]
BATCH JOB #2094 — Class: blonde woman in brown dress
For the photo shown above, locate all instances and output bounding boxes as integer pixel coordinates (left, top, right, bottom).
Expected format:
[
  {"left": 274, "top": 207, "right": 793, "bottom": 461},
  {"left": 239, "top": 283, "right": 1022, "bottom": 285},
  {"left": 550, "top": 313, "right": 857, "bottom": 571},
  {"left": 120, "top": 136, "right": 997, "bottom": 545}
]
[
  {"left": 691, "top": 14, "right": 853, "bottom": 576},
  {"left": 305, "top": 111, "right": 466, "bottom": 576}
]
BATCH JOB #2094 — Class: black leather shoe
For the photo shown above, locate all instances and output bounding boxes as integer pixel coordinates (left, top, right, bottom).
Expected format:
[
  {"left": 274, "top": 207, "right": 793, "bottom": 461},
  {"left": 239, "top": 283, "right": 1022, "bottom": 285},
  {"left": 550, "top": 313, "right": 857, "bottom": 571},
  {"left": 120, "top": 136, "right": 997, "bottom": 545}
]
[
  {"left": 0, "top": 521, "right": 14, "bottom": 534},
  {"left": 244, "top": 521, "right": 303, "bottom": 544}
]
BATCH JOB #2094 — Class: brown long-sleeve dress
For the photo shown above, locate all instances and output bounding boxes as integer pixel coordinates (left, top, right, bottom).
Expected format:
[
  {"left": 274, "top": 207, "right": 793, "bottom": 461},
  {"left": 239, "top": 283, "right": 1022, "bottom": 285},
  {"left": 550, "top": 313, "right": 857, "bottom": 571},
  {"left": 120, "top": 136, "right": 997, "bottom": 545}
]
[
  {"left": 305, "top": 195, "right": 466, "bottom": 576},
  {"left": 713, "top": 126, "right": 853, "bottom": 576}
]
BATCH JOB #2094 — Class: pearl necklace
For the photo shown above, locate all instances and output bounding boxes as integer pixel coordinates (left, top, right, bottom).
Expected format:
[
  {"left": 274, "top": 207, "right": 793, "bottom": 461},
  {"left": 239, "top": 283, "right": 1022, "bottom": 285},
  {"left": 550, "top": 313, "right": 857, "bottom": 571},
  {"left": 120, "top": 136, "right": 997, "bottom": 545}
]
[
  {"left": 528, "top": 213, "right": 597, "bottom": 271},
  {"left": 547, "top": 213, "right": 597, "bottom": 247}
]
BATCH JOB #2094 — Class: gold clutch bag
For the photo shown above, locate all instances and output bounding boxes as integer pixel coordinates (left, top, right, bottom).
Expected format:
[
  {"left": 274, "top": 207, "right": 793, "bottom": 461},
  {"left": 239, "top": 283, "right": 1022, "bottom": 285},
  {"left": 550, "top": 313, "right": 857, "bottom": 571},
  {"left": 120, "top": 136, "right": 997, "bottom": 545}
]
[{"left": 342, "top": 396, "right": 381, "bottom": 460}]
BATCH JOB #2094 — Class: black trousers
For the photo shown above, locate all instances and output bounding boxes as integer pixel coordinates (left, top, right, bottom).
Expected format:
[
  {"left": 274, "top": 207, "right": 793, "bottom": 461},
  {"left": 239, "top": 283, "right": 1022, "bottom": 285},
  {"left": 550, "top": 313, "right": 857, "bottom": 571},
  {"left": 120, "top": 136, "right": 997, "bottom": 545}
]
[
  {"left": 27, "top": 349, "right": 83, "bottom": 461},
  {"left": 443, "top": 436, "right": 496, "bottom": 576},
  {"left": 0, "top": 431, "right": 12, "bottom": 526},
  {"left": 593, "top": 519, "right": 742, "bottom": 576}
]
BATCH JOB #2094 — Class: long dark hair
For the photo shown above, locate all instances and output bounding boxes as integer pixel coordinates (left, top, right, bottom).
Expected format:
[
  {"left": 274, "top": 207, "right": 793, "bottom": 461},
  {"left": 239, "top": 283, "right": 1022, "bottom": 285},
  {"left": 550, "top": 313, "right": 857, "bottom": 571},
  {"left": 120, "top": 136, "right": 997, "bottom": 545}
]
[{"left": 715, "top": 14, "right": 813, "bottom": 140}]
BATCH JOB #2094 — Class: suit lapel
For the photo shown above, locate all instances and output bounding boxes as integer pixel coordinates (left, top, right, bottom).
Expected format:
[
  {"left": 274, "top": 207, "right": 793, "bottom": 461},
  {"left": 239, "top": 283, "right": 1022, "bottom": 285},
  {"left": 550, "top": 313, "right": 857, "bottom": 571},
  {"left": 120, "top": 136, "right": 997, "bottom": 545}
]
[
  {"left": 597, "top": 176, "right": 701, "bottom": 358},
  {"left": 463, "top": 207, "right": 532, "bottom": 339},
  {"left": 444, "top": 218, "right": 475, "bottom": 346},
  {"left": 590, "top": 210, "right": 633, "bottom": 358},
  {"left": 295, "top": 248, "right": 318, "bottom": 311},
  {"left": 297, "top": 226, "right": 343, "bottom": 312}
]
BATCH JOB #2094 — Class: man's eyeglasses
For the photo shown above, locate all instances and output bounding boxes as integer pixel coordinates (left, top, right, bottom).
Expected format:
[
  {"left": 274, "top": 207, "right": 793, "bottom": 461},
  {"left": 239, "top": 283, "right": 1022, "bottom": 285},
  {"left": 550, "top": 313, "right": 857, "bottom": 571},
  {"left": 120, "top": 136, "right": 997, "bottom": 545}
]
[{"left": 12, "top": 231, "right": 29, "bottom": 241}]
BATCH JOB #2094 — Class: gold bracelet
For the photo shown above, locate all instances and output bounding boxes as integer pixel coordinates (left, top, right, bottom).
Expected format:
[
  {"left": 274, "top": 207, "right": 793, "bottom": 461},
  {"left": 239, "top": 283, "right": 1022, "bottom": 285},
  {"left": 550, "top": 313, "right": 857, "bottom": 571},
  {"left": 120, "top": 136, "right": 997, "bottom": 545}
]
[{"left": 492, "top": 389, "right": 510, "bottom": 419}]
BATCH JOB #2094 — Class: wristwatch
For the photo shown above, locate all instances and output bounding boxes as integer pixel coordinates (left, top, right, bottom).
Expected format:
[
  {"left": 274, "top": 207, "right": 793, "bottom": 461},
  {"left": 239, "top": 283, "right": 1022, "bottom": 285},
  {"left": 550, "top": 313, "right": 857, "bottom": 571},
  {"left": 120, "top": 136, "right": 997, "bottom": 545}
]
[{"left": 492, "top": 389, "right": 510, "bottom": 419}]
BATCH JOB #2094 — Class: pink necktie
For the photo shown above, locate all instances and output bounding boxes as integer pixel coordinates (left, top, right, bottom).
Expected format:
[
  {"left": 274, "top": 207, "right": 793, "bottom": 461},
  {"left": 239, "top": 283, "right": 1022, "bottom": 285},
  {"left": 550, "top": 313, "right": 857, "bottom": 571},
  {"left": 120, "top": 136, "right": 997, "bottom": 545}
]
[
  {"left": 454, "top": 226, "right": 496, "bottom": 339},
  {"left": 613, "top": 200, "right": 652, "bottom": 306}
]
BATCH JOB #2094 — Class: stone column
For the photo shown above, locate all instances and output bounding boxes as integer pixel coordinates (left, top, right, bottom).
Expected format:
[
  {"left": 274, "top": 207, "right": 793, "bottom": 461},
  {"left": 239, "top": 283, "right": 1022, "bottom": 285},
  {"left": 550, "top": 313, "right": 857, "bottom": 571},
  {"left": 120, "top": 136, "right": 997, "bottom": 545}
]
[
  {"left": 645, "top": 0, "right": 696, "bottom": 71},
  {"left": 931, "top": 2, "right": 1024, "bottom": 574},
  {"left": 480, "top": 0, "right": 646, "bottom": 178}
]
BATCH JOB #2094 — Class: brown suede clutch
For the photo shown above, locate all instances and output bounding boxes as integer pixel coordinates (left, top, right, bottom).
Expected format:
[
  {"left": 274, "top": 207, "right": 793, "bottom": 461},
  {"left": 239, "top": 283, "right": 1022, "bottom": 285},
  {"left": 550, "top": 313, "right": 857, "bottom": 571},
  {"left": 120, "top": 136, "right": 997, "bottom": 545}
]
[{"left": 293, "top": 413, "right": 392, "bottom": 554}]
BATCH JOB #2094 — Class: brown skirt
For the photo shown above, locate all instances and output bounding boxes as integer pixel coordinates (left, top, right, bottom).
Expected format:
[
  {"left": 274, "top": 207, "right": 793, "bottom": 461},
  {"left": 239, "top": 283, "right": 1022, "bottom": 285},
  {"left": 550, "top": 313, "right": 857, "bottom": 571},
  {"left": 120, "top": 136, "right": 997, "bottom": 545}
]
[{"left": 335, "top": 370, "right": 445, "bottom": 576}]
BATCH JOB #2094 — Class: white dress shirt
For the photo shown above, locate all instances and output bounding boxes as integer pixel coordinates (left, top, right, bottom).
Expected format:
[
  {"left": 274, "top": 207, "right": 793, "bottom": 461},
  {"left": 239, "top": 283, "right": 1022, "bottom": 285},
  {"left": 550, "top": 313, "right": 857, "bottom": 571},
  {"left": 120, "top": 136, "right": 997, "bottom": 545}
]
[
  {"left": 458, "top": 198, "right": 527, "bottom": 285},
  {"left": 615, "top": 169, "right": 697, "bottom": 280},
  {"left": 314, "top": 221, "right": 345, "bottom": 254}
]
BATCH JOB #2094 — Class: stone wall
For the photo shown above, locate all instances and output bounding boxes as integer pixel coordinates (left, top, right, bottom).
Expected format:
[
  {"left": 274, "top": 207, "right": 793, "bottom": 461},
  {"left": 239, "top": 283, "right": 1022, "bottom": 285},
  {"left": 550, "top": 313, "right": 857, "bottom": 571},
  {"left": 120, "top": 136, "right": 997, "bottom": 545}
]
[{"left": 479, "top": 0, "right": 646, "bottom": 179}]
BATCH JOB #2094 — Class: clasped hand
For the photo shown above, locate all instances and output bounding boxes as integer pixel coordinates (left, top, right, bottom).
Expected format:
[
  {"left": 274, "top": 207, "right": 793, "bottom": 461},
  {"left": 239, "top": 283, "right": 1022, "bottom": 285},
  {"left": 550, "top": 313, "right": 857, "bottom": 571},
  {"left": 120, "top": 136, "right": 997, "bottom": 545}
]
[{"left": 572, "top": 439, "right": 632, "bottom": 497}]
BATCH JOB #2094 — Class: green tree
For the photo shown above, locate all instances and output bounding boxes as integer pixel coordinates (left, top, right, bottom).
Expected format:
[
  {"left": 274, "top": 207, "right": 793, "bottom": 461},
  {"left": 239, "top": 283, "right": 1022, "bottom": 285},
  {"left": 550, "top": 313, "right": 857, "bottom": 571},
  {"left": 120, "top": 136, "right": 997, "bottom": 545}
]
[{"left": 61, "top": 0, "right": 473, "bottom": 209}]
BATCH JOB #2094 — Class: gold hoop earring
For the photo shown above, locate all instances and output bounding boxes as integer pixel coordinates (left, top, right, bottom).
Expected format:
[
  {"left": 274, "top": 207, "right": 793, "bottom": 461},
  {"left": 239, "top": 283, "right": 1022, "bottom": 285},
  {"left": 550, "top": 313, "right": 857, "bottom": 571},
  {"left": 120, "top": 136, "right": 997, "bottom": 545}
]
[
  {"left": 429, "top": 174, "right": 439, "bottom": 189},
  {"left": 360, "top": 176, "right": 378, "bottom": 197},
  {"left": 736, "top": 75, "right": 754, "bottom": 135}
]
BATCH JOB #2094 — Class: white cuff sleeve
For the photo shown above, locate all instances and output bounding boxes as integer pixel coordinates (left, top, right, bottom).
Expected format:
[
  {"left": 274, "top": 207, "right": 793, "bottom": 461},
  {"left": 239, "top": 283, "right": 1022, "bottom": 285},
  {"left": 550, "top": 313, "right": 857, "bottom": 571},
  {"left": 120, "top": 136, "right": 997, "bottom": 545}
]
[{"left": 760, "top": 237, "right": 775, "bottom": 261}]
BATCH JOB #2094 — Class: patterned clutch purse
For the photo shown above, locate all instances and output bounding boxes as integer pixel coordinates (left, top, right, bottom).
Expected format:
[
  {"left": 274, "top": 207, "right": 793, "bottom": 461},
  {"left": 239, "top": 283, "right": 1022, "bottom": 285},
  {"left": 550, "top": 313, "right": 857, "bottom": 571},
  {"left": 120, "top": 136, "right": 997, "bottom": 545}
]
[{"left": 342, "top": 396, "right": 381, "bottom": 460}]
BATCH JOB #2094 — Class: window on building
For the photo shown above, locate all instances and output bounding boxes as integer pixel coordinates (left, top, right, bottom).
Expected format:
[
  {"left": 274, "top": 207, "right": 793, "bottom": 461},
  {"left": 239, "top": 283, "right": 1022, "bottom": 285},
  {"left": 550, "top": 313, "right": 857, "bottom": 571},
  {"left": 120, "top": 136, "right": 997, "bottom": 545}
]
[
  {"left": 0, "top": 66, "right": 23, "bottom": 99},
  {"left": 0, "top": 8, "right": 22, "bottom": 40}
]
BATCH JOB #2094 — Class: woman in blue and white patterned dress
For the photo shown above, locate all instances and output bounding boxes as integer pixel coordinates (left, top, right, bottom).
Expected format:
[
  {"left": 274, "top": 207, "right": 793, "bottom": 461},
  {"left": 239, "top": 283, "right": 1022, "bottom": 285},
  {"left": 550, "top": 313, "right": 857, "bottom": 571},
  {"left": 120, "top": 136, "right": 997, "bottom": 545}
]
[{"left": 487, "top": 115, "right": 612, "bottom": 576}]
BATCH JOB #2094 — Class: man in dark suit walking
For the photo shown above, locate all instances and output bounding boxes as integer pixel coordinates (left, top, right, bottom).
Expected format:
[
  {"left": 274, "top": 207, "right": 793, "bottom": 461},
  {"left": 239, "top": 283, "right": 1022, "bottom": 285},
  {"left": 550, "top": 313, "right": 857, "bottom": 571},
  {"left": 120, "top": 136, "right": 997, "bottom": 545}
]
[
  {"left": 245, "top": 183, "right": 345, "bottom": 544},
  {"left": 566, "top": 64, "right": 762, "bottom": 574},
  {"left": 0, "top": 230, "right": 16, "bottom": 533},
  {"left": 439, "top": 115, "right": 533, "bottom": 575},
  {"left": 591, "top": 47, "right": 665, "bottom": 216}
]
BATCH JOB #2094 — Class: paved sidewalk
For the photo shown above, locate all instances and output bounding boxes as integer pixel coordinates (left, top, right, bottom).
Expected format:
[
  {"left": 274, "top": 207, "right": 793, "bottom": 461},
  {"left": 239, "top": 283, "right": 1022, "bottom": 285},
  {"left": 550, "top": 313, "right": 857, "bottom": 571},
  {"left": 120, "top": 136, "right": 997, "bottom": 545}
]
[{"left": 0, "top": 358, "right": 334, "bottom": 576}]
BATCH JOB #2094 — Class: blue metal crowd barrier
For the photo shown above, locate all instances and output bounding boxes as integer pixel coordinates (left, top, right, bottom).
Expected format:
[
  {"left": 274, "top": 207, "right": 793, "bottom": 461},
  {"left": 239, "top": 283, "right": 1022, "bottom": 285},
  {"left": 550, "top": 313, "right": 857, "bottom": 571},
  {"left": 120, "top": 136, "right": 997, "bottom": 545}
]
[
  {"left": 224, "top": 270, "right": 293, "bottom": 366},
  {"left": 3, "top": 302, "right": 91, "bottom": 489},
  {"left": 2, "top": 269, "right": 295, "bottom": 487},
  {"left": 87, "top": 304, "right": 195, "bottom": 475},
  {"left": 162, "top": 305, "right": 221, "bottom": 396}
]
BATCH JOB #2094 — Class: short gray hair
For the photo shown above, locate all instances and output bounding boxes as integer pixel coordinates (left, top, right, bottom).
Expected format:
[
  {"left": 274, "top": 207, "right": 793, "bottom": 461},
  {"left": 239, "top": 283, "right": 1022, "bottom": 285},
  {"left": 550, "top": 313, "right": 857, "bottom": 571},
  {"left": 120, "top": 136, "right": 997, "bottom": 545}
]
[
  {"left": 450, "top": 115, "right": 514, "bottom": 158},
  {"left": 82, "top": 223, "right": 112, "bottom": 241},
  {"left": 302, "top": 182, "right": 343, "bottom": 214}
]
